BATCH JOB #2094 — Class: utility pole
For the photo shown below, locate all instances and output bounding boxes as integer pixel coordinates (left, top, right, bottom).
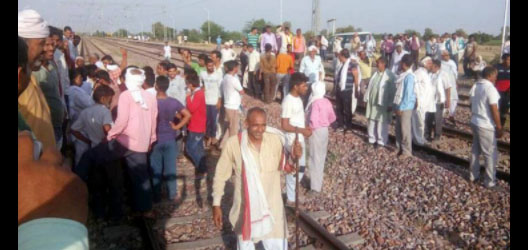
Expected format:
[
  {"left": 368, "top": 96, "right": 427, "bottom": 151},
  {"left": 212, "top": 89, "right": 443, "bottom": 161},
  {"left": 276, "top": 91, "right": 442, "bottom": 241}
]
[
  {"left": 280, "top": 0, "right": 283, "bottom": 25},
  {"left": 204, "top": 8, "right": 211, "bottom": 43},
  {"left": 311, "top": 0, "right": 320, "bottom": 35},
  {"left": 501, "top": 0, "right": 510, "bottom": 56},
  {"left": 327, "top": 18, "right": 336, "bottom": 36}
]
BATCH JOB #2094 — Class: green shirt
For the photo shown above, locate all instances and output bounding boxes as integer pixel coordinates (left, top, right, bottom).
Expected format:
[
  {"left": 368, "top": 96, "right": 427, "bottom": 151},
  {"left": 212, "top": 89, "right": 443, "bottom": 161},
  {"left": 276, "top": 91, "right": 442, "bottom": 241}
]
[
  {"left": 33, "top": 64, "right": 65, "bottom": 127},
  {"left": 247, "top": 33, "right": 259, "bottom": 48}
]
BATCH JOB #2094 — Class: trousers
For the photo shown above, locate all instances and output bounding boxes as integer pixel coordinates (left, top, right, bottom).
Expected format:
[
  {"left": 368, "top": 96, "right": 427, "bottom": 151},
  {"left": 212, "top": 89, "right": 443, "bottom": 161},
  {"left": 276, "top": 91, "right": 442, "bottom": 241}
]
[
  {"left": 367, "top": 118, "right": 389, "bottom": 146},
  {"left": 263, "top": 72, "right": 277, "bottom": 103},
  {"left": 286, "top": 138, "right": 306, "bottom": 202},
  {"left": 276, "top": 73, "right": 290, "bottom": 101},
  {"left": 411, "top": 108, "right": 427, "bottom": 145},
  {"left": 76, "top": 139, "right": 152, "bottom": 214},
  {"left": 248, "top": 71, "right": 261, "bottom": 98},
  {"left": 220, "top": 108, "right": 240, "bottom": 149},
  {"left": 498, "top": 91, "right": 509, "bottom": 127},
  {"left": 186, "top": 132, "right": 207, "bottom": 174},
  {"left": 150, "top": 140, "right": 179, "bottom": 201},
  {"left": 335, "top": 88, "right": 353, "bottom": 128},
  {"left": 237, "top": 236, "right": 288, "bottom": 250},
  {"left": 469, "top": 124, "right": 498, "bottom": 187},
  {"left": 395, "top": 110, "right": 413, "bottom": 156},
  {"left": 206, "top": 105, "right": 219, "bottom": 138},
  {"left": 308, "top": 127, "right": 329, "bottom": 192},
  {"left": 425, "top": 103, "right": 444, "bottom": 140}
]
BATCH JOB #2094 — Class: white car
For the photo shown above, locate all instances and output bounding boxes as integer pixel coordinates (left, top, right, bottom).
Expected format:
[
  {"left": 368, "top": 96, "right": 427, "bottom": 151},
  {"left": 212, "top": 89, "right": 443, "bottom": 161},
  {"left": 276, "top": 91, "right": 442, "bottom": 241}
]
[{"left": 326, "top": 31, "right": 373, "bottom": 60}]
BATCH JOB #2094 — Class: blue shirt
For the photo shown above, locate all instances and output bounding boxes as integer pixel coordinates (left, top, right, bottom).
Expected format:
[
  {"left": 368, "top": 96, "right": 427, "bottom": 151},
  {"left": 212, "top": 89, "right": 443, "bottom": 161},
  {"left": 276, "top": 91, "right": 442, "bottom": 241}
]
[
  {"left": 397, "top": 74, "right": 416, "bottom": 111},
  {"left": 216, "top": 37, "right": 221, "bottom": 45}
]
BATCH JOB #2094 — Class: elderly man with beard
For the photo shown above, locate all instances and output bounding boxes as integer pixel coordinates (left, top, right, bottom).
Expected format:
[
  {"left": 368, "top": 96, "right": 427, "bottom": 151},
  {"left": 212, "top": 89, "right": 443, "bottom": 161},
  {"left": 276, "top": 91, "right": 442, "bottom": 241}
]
[{"left": 18, "top": 9, "right": 56, "bottom": 150}]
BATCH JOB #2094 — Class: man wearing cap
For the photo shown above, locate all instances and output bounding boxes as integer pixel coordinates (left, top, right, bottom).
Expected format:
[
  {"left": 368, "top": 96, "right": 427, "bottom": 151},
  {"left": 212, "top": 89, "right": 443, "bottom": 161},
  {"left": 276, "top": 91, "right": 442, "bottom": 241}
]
[
  {"left": 299, "top": 45, "right": 325, "bottom": 104},
  {"left": 221, "top": 41, "right": 236, "bottom": 64},
  {"left": 412, "top": 57, "right": 433, "bottom": 146},
  {"left": 391, "top": 42, "right": 409, "bottom": 74},
  {"left": 18, "top": 9, "right": 56, "bottom": 150}
]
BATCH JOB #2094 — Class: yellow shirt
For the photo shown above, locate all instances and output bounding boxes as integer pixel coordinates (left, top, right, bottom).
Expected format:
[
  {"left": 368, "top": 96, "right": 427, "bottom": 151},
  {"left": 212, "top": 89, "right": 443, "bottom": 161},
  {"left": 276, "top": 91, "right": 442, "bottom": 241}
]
[
  {"left": 276, "top": 53, "right": 294, "bottom": 74},
  {"left": 213, "top": 133, "right": 287, "bottom": 241},
  {"left": 359, "top": 59, "right": 373, "bottom": 79},
  {"left": 18, "top": 76, "right": 56, "bottom": 150}
]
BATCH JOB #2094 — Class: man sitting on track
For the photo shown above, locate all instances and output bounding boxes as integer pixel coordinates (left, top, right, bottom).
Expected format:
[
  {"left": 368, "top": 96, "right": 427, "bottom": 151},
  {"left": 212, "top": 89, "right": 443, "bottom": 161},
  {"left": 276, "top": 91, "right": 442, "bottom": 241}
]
[{"left": 212, "top": 107, "right": 300, "bottom": 250}]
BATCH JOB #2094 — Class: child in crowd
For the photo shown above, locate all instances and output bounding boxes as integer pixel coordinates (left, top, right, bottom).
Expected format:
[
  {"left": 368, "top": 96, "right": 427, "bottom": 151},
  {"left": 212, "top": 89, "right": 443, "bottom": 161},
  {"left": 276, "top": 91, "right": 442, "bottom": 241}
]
[
  {"left": 71, "top": 85, "right": 114, "bottom": 167},
  {"left": 67, "top": 68, "right": 95, "bottom": 123}
]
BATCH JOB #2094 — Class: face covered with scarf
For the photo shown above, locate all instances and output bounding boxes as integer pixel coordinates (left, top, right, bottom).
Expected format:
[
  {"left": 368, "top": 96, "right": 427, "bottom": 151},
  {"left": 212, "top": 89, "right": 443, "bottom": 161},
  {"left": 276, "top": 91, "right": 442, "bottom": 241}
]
[{"left": 125, "top": 68, "right": 149, "bottom": 109}]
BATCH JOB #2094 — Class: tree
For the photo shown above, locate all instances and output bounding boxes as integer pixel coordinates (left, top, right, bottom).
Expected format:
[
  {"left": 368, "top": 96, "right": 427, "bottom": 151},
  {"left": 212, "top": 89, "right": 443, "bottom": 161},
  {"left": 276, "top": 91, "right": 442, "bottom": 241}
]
[
  {"left": 223, "top": 31, "right": 243, "bottom": 42},
  {"left": 404, "top": 29, "right": 420, "bottom": 37},
  {"left": 200, "top": 21, "right": 224, "bottom": 41},
  {"left": 112, "top": 29, "right": 129, "bottom": 38},
  {"left": 283, "top": 21, "right": 292, "bottom": 29},
  {"left": 497, "top": 26, "right": 510, "bottom": 40},
  {"left": 182, "top": 29, "right": 203, "bottom": 43},
  {"left": 455, "top": 29, "right": 467, "bottom": 38},
  {"left": 304, "top": 31, "right": 315, "bottom": 42},
  {"left": 423, "top": 28, "right": 434, "bottom": 40},
  {"left": 320, "top": 29, "right": 328, "bottom": 37},
  {"left": 152, "top": 22, "right": 176, "bottom": 41},
  {"left": 470, "top": 32, "right": 495, "bottom": 44},
  {"left": 335, "top": 25, "right": 361, "bottom": 34},
  {"left": 243, "top": 19, "right": 275, "bottom": 34}
]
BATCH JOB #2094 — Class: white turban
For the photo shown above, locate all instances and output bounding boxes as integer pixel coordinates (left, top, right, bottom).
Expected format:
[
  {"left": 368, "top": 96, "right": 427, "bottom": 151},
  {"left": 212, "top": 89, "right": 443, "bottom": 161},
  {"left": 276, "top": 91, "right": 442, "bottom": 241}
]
[
  {"left": 420, "top": 56, "right": 432, "bottom": 67},
  {"left": 395, "top": 41, "right": 403, "bottom": 47},
  {"left": 308, "top": 45, "right": 319, "bottom": 53},
  {"left": 306, "top": 81, "right": 327, "bottom": 111},
  {"left": 125, "top": 68, "right": 148, "bottom": 110},
  {"left": 18, "top": 9, "right": 49, "bottom": 39},
  {"left": 75, "top": 56, "right": 84, "bottom": 61}
]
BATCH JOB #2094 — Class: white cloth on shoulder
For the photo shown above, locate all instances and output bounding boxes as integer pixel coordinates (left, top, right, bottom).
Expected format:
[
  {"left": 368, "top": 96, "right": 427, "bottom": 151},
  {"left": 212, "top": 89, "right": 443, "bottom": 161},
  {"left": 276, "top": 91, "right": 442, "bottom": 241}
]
[{"left": 393, "top": 68, "right": 414, "bottom": 106}]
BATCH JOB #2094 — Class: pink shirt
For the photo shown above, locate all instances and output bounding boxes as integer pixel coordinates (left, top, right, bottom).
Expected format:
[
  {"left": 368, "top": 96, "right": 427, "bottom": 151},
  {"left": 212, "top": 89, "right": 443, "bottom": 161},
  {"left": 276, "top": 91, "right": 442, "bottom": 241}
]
[
  {"left": 309, "top": 98, "right": 336, "bottom": 130},
  {"left": 107, "top": 90, "right": 158, "bottom": 152}
]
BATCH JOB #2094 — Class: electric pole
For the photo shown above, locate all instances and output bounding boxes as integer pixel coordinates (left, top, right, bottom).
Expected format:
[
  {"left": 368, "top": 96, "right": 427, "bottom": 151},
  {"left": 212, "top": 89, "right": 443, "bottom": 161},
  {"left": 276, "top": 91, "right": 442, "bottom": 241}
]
[{"left": 311, "top": 0, "right": 320, "bottom": 35}]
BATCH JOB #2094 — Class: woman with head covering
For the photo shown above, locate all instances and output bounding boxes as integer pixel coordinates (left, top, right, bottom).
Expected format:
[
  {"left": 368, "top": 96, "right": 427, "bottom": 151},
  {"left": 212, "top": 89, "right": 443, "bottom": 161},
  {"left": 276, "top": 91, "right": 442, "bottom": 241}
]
[
  {"left": 391, "top": 42, "right": 410, "bottom": 74},
  {"left": 306, "top": 81, "right": 336, "bottom": 193}
]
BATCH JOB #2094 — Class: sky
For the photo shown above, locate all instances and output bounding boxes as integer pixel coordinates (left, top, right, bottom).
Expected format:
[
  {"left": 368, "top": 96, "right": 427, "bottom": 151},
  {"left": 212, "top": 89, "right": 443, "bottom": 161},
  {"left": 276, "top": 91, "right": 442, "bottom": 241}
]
[{"left": 18, "top": 0, "right": 510, "bottom": 36}]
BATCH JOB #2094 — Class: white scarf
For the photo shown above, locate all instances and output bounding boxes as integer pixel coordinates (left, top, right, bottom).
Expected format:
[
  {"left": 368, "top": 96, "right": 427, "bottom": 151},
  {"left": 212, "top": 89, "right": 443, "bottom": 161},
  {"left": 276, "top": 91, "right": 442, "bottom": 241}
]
[
  {"left": 239, "top": 126, "right": 289, "bottom": 240},
  {"left": 393, "top": 68, "right": 414, "bottom": 106},
  {"left": 18, "top": 9, "right": 49, "bottom": 39},
  {"left": 125, "top": 68, "right": 148, "bottom": 109},
  {"left": 306, "top": 81, "right": 326, "bottom": 112}
]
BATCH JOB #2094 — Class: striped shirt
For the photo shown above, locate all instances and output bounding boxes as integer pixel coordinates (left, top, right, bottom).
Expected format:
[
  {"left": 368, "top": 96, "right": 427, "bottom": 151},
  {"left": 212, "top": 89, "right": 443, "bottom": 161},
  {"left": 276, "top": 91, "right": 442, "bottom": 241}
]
[{"left": 247, "top": 33, "right": 259, "bottom": 48}]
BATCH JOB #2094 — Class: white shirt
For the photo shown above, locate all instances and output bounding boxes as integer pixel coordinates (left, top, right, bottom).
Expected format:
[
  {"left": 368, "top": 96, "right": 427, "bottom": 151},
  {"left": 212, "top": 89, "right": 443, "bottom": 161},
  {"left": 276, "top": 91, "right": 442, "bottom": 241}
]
[
  {"left": 18, "top": 218, "right": 89, "bottom": 250},
  {"left": 248, "top": 51, "right": 261, "bottom": 72},
  {"left": 391, "top": 50, "right": 409, "bottom": 74},
  {"left": 222, "top": 74, "right": 243, "bottom": 110},
  {"left": 441, "top": 60, "right": 458, "bottom": 101},
  {"left": 320, "top": 36, "right": 328, "bottom": 49},
  {"left": 431, "top": 70, "right": 450, "bottom": 105},
  {"left": 164, "top": 45, "right": 171, "bottom": 57},
  {"left": 281, "top": 94, "right": 306, "bottom": 144},
  {"left": 70, "top": 104, "right": 113, "bottom": 146},
  {"left": 53, "top": 49, "right": 71, "bottom": 96},
  {"left": 167, "top": 76, "right": 187, "bottom": 107},
  {"left": 299, "top": 55, "right": 324, "bottom": 83},
  {"left": 221, "top": 48, "right": 236, "bottom": 64},
  {"left": 413, "top": 67, "right": 434, "bottom": 112},
  {"left": 67, "top": 85, "right": 95, "bottom": 122},
  {"left": 200, "top": 70, "right": 223, "bottom": 105},
  {"left": 146, "top": 87, "right": 157, "bottom": 96},
  {"left": 469, "top": 79, "right": 500, "bottom": 130},
  {"left": 333, "top": 39, "right": 343, "bottom": 53}
]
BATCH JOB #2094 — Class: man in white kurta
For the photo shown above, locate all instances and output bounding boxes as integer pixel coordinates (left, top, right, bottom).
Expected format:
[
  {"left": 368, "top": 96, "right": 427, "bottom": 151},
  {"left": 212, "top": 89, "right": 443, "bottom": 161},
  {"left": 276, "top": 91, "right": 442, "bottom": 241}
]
[
  {"left": 412, "top": 57, "right": 433, "bottom": 145},
  {"left": 213, "top": 108, "right": 299, "bottom": 250}
]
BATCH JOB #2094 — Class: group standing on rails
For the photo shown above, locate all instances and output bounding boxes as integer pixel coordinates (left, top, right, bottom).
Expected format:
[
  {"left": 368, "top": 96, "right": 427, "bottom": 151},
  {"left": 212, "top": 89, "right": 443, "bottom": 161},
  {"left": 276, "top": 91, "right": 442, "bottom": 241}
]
[{"left": 18, "top": 9, "right": 509, "bottom": 250}]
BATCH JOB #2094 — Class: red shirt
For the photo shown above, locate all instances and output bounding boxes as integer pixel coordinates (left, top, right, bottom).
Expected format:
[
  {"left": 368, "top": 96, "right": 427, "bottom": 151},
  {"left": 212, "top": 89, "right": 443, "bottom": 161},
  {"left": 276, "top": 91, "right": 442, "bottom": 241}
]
[
  {"left": 288, "top": 53, "right": 296, "bottom": 74},
  {"left": 186, "top": 88, "right": 207, "bottom": 133}
]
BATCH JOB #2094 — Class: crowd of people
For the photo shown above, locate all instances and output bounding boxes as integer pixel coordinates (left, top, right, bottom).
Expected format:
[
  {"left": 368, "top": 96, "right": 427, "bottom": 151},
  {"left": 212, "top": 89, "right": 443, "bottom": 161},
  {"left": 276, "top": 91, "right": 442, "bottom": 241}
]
[{"left": 18, "top": 8, "right": 509, "bottom": 249}]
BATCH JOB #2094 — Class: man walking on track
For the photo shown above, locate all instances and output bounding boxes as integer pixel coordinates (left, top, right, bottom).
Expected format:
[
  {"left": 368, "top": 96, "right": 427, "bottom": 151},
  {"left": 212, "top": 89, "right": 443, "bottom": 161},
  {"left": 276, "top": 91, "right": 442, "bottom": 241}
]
[{"left": 212, "top": 107, "right": 300, "bottom": 250}]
